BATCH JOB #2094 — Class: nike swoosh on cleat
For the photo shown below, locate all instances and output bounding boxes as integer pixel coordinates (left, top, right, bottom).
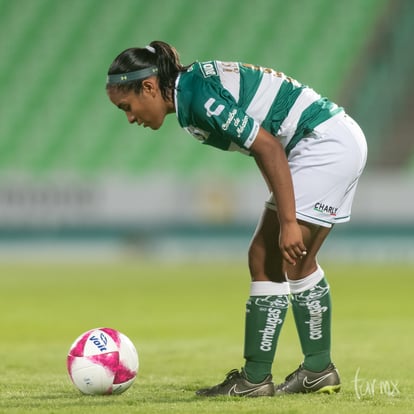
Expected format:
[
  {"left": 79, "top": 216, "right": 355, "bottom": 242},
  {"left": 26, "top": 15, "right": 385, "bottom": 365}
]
[
  {"left": 303, "top": 373, "right": 333, "bottom": 389},
  {"left": 228, "top": 384, "right": 267, "bottom": 396}
]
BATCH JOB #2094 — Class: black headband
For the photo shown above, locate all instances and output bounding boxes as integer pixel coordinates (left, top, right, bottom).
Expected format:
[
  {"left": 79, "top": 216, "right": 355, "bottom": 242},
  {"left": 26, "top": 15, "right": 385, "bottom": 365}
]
[{"left": 106, "top": 66, "right": 158, "bottom": 85}]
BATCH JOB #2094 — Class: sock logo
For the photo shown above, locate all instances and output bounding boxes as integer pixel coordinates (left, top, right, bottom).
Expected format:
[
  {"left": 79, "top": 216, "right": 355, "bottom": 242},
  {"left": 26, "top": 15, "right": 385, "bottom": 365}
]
[
  {"left": 259, "top": 307, "right": 284, "bottom": 351},
  {"left": 292, "top": 284, "right": 329, "bottom": 304},
  {"left": 304, "top": 300, "right": 328, "bottom": 340},
  {"left": 255, "top": 295, "right": 290, "bottom": 310},
  {"left": 293, "top": 285, "right": 330, "bottom": 341}
]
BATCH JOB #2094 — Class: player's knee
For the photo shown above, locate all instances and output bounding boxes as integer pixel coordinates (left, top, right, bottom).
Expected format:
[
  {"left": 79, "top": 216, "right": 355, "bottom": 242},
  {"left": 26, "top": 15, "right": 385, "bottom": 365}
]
[
  {"left": 248, "top": 239, "right": 284, "bottom": 282},
  {"left": 285, "top": 257, "right": 319, "bottom": 280},
  {"left": 247, "top": 239, "right": 261, "bottom": 278}
]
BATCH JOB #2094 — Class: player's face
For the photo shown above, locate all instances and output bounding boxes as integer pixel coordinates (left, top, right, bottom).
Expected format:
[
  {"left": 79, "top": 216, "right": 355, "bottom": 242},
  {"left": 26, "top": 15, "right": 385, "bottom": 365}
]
[{"left": 107, "top": 79, "right": 170, "bottom": 130}]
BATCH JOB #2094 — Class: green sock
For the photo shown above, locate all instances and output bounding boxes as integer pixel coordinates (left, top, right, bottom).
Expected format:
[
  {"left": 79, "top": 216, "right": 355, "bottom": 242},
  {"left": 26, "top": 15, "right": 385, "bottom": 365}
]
[
  {"left": 243, "top": 282, "right": 289, "bottom": 383},
  {"left": 289, "top": 267, "right": 332, "bottom": 372}
]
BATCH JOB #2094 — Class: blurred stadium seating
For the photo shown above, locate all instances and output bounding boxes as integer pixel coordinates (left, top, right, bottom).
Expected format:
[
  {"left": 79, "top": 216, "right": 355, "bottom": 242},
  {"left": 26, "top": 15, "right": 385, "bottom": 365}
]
[
  {"left": 0, "top": 0, "right": 392, "bottom": 178},
  {"left": 0, "top": 0, "right": 412, "bottom": 260},
  {"left": 342, "top": 0, "right": 414, "bottom": 169}
]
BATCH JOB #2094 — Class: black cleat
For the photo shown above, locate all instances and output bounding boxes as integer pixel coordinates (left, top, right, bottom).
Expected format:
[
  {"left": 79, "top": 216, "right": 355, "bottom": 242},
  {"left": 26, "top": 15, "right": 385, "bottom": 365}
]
[
  {"left": 196, "top": 369, "right": 275, "bottom": 397},
  {"left": 275, "top": 363, "right": 341, "bottom": 395}
]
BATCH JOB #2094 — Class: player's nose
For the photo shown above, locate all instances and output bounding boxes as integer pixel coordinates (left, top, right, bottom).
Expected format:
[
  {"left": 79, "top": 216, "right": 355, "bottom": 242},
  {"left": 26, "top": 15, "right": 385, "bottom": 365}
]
[{"left": 126, "top": 112, "right": 136, "bottom": 124}]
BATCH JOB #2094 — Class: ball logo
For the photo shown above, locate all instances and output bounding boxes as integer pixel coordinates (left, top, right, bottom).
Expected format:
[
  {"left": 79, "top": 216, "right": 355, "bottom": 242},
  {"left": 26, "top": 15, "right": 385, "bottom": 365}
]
[
  {"left": 89, "top": 333, "right": 108, "bottom": 352},
  {"left": 68, "top": 328, "right": 139, "bottom": 395}
]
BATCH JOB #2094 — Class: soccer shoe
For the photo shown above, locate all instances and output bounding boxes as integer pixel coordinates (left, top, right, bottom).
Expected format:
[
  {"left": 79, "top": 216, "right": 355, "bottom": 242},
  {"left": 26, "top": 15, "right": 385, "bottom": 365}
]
[
  {"left": 275, "top": 363, "right": 341, "bottom": 395},
  {"left": 196, "top": 369, "right": 275, "bottom": 397}
]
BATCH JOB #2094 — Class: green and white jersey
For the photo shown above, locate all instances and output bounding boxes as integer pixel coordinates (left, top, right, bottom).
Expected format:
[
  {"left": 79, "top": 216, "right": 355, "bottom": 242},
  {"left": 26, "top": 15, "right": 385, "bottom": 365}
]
[{"left": 175, "top": 61, "right": 343, "bottom": 155}]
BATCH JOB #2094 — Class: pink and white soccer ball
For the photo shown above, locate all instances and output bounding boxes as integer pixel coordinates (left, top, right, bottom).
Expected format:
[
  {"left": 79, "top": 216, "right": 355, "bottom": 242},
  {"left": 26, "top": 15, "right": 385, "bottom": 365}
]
[{"left": 67, "top": 328, "right": 139, "bottom": 395}]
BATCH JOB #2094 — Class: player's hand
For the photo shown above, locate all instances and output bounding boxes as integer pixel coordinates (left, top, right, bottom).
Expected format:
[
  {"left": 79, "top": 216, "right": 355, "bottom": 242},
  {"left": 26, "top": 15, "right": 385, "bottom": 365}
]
[{"left": 279, "top": 221, "right": 307, "bottom": 265}]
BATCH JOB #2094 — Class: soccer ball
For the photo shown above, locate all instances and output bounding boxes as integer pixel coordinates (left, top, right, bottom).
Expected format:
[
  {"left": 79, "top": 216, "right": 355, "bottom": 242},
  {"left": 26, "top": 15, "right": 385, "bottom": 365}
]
[{"left": 67, "top": 327, "right": 139, "bottom": 395}]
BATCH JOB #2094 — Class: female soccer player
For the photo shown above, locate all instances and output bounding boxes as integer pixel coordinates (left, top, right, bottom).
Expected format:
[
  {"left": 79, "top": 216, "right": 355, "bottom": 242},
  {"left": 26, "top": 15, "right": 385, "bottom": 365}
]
[{"left": 106, "top": 41, "right": 367, "bottom": 397}]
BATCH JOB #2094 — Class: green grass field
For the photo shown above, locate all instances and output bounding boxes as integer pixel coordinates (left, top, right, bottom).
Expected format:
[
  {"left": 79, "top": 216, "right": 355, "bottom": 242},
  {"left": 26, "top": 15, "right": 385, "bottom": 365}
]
[{"left": 0, "top": 260, "right": 412, "bottom": 413}]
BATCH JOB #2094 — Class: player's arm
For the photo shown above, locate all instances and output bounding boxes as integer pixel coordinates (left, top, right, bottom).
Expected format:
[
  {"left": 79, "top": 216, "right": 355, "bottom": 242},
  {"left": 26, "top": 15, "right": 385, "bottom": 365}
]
[{"left": 250, "top": 127, "right": 306, "bottom": 265}]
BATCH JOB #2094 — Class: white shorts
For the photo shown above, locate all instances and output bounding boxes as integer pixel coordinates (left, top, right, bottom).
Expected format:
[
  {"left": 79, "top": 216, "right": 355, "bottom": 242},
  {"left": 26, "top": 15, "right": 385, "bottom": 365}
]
[{"left": 265, "top": 112, "right": 367, "bottom": 228}]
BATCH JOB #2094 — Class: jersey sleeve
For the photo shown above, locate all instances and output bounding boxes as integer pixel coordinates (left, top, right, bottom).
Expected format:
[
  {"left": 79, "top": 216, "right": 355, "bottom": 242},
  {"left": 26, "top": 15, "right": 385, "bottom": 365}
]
[{"left": 188, "top": 79, "right": 260, "bottom": 149}]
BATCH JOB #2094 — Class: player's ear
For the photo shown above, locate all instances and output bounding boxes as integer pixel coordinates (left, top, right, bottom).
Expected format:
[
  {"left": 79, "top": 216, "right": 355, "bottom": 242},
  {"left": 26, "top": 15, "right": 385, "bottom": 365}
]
[{"left": 142, "top": 78, "right": 157, "bottom": 96}]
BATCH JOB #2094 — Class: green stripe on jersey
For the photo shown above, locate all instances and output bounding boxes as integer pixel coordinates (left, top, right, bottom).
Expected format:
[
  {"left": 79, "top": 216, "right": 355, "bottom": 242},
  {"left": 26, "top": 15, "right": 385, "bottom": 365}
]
[
  {"left": 238, "top": 64, "right": 265, "bottom": 107},
  {"left": 285, "top": 99, "right": 343, "bottom": 156},
  {"left": 261, "top": 80, "right": 304, "bottom": 135}
]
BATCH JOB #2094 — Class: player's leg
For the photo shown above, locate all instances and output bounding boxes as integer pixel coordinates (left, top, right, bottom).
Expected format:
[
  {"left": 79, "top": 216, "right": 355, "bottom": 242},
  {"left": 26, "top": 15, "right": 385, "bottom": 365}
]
[
  {"left": 196, "top": 206, "right": 286, "bottom": 397},
  {"left": 248, "top": 206, "right": 285, "bottom": 283},
  {"left": 243, "top": 207, "right": 289, "bottom": 385},
  {"left": 287, "top": 220, "right": 333, "bottom": 373},
  {"left": 274, "top": 220, "right": 341, "bottom": 394}
]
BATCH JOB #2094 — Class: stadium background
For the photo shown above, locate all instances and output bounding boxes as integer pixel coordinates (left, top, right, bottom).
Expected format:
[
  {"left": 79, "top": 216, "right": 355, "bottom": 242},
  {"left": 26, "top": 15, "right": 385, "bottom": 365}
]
[{"left": 0, "top": 0, "right": 413, "bottom": 263}]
